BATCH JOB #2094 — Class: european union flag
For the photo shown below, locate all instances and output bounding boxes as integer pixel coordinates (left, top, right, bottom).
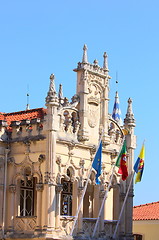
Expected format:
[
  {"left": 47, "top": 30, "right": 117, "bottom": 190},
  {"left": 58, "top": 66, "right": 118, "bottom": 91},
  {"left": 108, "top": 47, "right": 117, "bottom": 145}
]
[{"left": 92, "top": 140, "right": 102, "bottom": 184}]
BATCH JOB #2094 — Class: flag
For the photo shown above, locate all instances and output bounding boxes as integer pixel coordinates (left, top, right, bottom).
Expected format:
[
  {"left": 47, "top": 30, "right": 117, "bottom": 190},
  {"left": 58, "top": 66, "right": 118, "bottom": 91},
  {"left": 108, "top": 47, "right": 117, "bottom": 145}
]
[
  {"left": 112, "top": 91, "right": 123, "bottom": 126},
  {"left": 92, "top": 140, "right": 102, "bottom": 184},
  {"left": 134, "top": 144, "right": 145, "bottom": 183},
  {"left": 115, "top": 140, "right": 128, "bottom": 181}
]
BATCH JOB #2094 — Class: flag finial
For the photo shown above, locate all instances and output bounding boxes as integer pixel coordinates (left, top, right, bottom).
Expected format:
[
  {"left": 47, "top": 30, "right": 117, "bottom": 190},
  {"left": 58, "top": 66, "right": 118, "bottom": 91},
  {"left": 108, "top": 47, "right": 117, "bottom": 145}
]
[{"left": 26, "top": 84, "right": 30, "bottom": 110}]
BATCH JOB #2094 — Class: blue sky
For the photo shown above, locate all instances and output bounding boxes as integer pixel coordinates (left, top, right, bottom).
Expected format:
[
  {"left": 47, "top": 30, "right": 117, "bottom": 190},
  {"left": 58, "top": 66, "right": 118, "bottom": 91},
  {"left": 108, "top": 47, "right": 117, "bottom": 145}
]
[{"left": 0, "top": 0, "right": 159, "bottom": 206}]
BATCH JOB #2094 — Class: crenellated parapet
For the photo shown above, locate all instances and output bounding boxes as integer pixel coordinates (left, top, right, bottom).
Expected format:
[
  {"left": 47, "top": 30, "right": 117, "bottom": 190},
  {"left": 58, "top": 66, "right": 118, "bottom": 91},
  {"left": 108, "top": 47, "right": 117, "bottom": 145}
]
[{"left": 9, "top": 118, "right": 45, "bottom": 142}]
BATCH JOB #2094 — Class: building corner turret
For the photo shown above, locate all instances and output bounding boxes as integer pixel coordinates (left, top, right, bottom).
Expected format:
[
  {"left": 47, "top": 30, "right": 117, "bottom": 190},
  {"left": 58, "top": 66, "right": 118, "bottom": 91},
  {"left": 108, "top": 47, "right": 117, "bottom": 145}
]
[
  {"left": 120, "top": 98, "right": 136, "bottom": 240},
  {"left": 43, "top": 74, "right": 58, "bottom": 235}
]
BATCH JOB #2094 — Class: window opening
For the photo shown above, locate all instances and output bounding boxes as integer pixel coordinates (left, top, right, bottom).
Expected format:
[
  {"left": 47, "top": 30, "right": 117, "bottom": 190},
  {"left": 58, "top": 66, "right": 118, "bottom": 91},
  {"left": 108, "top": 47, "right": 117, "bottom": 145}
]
[
  {"left": 20, "top": 171, "right": 34, "bottom": 217},
  {"left": 134, "top": 234, "right": 143, "bottom": 240},
  {"left": 61, "top": 169, "right": 73, "bottom": 216}
]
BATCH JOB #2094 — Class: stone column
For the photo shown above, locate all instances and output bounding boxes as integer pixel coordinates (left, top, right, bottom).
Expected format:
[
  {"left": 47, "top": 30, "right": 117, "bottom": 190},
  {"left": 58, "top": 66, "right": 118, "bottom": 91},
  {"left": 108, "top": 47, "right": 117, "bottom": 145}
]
[
  {"left": 72, "top": 180, "right": 78, "bottom": 216},
  {"left": 44, "top": 74, "right": 59, "bottom": 235},
  {"left": 99, "top": 190, "right": 105, "bottom": 234},
  {"left": 93, "top": 185, "right": 100, "bottom": 218},
  {"left": 119, "top": 190, "right": 126, "bottom": 237},
  {"left": 0, "top": 156, "right": 4, "bottom": 231},
  {"left": 35, "top": 183, "right": 43, "bottom": 230},
  {"left": 77, "top": 69, "right": 89, "bottom": 142},
  {"left": 77, "top": 187, "right": 84, "bottom": 235},
  {"left": 42, "top": 180, "right": 49, "bottom": 231},
  {"left": 0, "top": 183, "right": 3, "bottom": 231},
  {"left": 101, "top": 81, "right": 111, "bottom": 145},
  {"left": 113, "top": 185, "right": 120, "bottom": 220},
  {"left": 122, "top": 98, "right": 136, "bottom": 240},
  {"left": 2, "top": 149, "right": 10, "bottom": 237},
  {"left": 55, "top": 184, "right": 63, "bottom": 229},
  {"left": 8, "top": 184, "right": 16, "bottom": 231}
]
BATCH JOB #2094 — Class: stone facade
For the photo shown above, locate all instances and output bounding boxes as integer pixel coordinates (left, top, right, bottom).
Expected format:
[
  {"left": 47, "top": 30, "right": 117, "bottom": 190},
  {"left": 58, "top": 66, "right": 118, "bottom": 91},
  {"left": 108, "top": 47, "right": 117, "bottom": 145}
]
[{"left": 0, "top": 45, "right": 136, "bottom": 240}]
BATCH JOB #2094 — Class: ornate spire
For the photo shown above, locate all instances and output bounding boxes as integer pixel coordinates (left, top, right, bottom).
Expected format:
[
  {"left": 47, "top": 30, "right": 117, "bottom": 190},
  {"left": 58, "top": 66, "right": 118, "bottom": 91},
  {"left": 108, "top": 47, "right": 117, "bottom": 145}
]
[
  {"left": 124, "top": 98, "right": 135, "bottom": 126},
  {"left": 45, "top": 74, "right": 58, "bottom": 105},
  {"left": 58, "top": 84, "right": 64, "bottom": 105},
  {"left": 103, "top": 52, "right": 109, "bottom": 70},
  {"left": 112, "top": 91, "right": 123, "bottom": 126},
  {"left": 82, "top": 44, "right": 88, "bottom": 63}
]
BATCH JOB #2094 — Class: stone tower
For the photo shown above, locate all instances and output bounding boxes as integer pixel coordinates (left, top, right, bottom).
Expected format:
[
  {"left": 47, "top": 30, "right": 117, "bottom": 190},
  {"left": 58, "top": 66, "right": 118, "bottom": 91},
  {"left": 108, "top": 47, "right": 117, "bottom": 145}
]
[{"left": 74, "top": 45, "right": 111, "bottom": 145}]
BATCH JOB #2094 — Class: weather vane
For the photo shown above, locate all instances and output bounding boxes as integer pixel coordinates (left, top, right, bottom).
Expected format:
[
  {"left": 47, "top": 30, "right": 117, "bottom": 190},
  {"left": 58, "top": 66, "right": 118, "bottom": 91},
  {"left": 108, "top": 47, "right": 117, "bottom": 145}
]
[
  {"left": 116, "top": 71, "right": 118, "bottom": 84},
  {"left": 26, "top": 84, "right": 30, "bottom": 110}
]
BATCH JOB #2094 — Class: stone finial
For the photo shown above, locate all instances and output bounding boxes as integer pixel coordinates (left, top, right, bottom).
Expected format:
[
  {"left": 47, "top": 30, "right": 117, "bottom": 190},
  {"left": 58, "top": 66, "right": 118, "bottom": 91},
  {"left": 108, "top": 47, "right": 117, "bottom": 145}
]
[
  {"left": 45, "top": 74, "right": 58, "bottom": 104},
  {"left": 82, "top": 44, "right": 88, "bottom": 63},
  {"left": 103, "top": 52, "right": 109, "bottom": 70},
  {"left": 49, "top": 74, "right": 56, "bottom": 93},
  {"left": 58, "top": 84, "right": 63, "bottom": 99},
  {"left": 58, "top": 84, "right": 64, "bottom": 105},
  {"left": 124, "top": 98, "right": 136, "bottom": 126}
]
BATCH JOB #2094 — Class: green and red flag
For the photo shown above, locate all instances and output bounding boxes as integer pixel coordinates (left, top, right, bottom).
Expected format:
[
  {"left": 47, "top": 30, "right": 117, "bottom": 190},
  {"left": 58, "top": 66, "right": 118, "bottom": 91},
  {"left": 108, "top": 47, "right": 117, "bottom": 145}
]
[{"left": 115, "top": 140, "right": 128, "bottom": 181}]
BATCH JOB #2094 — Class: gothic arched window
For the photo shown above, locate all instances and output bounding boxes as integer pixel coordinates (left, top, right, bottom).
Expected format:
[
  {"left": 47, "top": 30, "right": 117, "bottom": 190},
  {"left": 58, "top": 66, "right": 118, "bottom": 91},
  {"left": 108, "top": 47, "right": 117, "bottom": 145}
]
[
  {"left": 19, "top": 167, "right": 36, "bottom": 217},
  {"left": 61, "top": 169, "right": 73, "bottom": 216}
]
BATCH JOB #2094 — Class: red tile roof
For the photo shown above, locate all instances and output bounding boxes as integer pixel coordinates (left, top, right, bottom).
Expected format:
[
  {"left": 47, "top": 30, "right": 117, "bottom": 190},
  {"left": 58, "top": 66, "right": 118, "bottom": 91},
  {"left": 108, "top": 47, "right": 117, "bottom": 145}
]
[
  {"left": 133, "top": 201, "right": 159, "bottom": 221},
  {"left": 0, "top": 108, "right": 47, "bottom": 128}
]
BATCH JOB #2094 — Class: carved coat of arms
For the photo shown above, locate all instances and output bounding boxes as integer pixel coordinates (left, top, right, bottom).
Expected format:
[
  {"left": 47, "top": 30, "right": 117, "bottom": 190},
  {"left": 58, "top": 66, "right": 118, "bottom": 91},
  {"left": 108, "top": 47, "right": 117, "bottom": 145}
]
[{"left": 88, "top": 104, "right": 99, "bottom": 128}]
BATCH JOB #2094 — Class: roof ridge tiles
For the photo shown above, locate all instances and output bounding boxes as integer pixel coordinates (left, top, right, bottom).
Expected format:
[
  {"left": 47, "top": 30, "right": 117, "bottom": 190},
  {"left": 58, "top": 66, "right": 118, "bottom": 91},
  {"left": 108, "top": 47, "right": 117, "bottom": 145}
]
[
  {"left": 134, "top": 201, "right": 159, "bottom": 208},
  {"left": 3, "top": 107, "right": 46, "bottom": 116}
]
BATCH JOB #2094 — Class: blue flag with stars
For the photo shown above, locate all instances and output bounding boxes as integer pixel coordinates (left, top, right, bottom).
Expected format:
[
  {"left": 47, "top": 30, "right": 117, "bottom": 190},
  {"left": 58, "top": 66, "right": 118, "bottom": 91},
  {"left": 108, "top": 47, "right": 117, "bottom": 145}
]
[{"left": 92, "top": 140, "right": 102, "bottom": 184}]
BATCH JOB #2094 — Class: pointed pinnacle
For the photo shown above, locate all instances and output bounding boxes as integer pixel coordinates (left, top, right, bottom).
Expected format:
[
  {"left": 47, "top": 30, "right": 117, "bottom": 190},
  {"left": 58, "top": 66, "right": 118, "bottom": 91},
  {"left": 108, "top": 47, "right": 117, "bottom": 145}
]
[
  {"left": 58, "top": 84, "right": 63, "bottom": 99},
  {"left": 124, "top": 98, "right": 136, "bottom": 126},
  {"left": 49, "top": 74, "right": 56, "bottom": 94},
  {"left": 45, "top": 74, "right": 58, "bottom": 105},
  {"left": 82, "top": 44, "right": 88, "bottom": 63},
  {"left": 103, "top": 52, "right": 109, "bottom": 70}
]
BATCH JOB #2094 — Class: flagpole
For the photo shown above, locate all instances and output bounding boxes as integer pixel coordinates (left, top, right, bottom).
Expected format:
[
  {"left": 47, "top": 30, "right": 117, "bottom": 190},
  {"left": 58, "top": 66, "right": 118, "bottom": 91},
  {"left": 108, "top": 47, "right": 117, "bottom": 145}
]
[
  {"left": 69, "top": 165, "right": 93, "bottom": 236},
  {"left": 92, "top": 137, "right": 125, "bottom": 238},
  {"left": 69, "top": 139, "right": 102, "bottom": 236},
  {"left": 112, "top": 171, "right": 135, "bottom": 239}
]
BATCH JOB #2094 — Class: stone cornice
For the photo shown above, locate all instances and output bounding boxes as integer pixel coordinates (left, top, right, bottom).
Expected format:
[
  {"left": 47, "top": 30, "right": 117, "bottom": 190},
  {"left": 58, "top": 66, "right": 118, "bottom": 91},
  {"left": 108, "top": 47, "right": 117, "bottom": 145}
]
[
  {"left": 7, "top": 134, "right": 46, "bottom": 143},
  {"left": 74, "top": 63, "right": 110, "bottom": 79}
]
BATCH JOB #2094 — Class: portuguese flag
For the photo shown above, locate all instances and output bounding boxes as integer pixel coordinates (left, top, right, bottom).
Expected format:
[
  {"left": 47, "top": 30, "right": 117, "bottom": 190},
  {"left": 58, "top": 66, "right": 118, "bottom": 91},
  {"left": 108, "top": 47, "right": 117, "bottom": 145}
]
[{"left": 115, "top": 140, "right": 128, "bottom": 181}]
